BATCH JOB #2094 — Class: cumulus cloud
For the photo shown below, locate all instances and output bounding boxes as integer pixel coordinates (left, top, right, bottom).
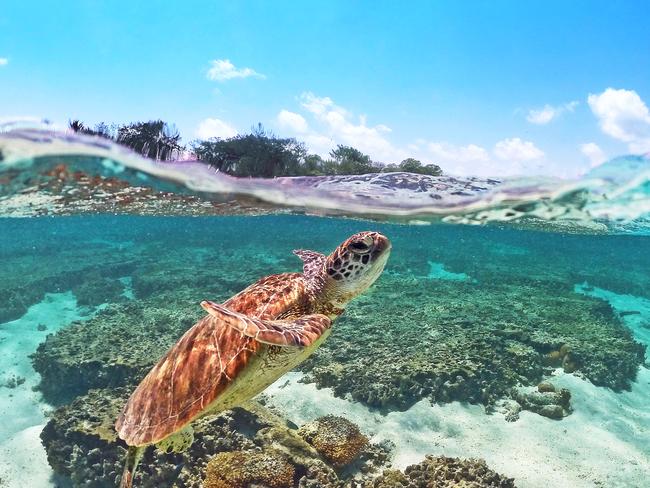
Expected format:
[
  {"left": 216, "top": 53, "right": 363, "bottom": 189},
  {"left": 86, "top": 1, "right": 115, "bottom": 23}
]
[
  {"left": 277, "top": 92, "right": 550, "bottom": 176},
  {"left": 428, "top": 142, "right": 489, "bottom": 162},
  {"left": 206, "top": 59, "right": 265, "bottom": 82},
  {"left": 588, "top": 88, "right": 650, "bottom": 153},
  {"left": 494, "top": 137, "right": 544, "bottom": 161},
  {"left": 196, "top": 118, "right": 237, "bottom": 139},
  {"left": 420, "top": 139, "right": 545, "bottom": 176},
  {"left": 580, "top": 142, "right": 607, "bottom": 168},
  {"left": 277, "top": 110, "right": 308, "bottom": 133},
  {"left": 290, "top": 92, "right": 403, "bottom": 161},
  {"left": 526, "top": 101, "right": 579, "bottom": 125},
  {"left": 0, "top": 58, "right": 8, "bottom": 66},
  {"left": 300, "top": 93, "right": 336, "bottom": 116}
]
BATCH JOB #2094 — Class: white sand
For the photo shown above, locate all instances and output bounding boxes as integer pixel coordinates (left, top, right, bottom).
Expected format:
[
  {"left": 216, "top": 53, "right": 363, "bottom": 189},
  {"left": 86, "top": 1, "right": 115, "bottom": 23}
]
[
  {"left": 426, "top": 261, "right": 472, "bottom": 281},
  {"left": 0, "top": 292, "right": 86, "bottom": 487},
  {"left": 265, "top": 286, "right": 650, "bottom": 488}
]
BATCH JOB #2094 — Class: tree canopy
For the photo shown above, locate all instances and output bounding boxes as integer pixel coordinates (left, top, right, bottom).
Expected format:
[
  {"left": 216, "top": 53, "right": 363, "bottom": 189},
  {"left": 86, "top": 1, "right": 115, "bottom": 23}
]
[
  {"left": 191, "top": 124, "right": 308, "bottom": 178},
  {"left": 382, "top": 158, "right": 443, "bottom": 176},
  {"left": 69, "top": 119, "right": 444, "bottom": 177}
]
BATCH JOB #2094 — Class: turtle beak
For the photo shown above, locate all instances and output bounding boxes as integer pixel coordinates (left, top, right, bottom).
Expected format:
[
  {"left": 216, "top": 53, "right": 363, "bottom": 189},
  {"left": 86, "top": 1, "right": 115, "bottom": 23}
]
[{"left": 373, "top": 233, "right": 391, "bottom": 254}]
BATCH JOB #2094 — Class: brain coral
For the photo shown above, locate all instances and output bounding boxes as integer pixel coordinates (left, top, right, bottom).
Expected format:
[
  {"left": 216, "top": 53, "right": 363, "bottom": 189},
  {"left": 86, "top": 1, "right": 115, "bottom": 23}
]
[
  {"left": 204, "top": 450, "right": 295, "bottom": 488},
  {"left": 298, "top": 415, "right": 368, "bottom": 468}
]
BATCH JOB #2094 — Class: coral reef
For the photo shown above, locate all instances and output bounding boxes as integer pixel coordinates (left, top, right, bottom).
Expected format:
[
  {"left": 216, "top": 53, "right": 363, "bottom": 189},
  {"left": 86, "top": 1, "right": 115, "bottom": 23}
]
[
  {"left": 298, "top": 415, "right": 368, "bottom": 468},
  {"left": 27, "top": 217, "right": 647, "bottom": 417},
  {"left": 40, "top": 387, "right": 390, "bottom": 487},
  {"left": 367, "top": 455, "right": 516, "bottom": 487},
  {"left": 511, "top": 385, "right": 572, "bottom": 420},
  {"left": 203, "top": 451, "right": 295, "bottom": 488},
  {"left": 301, "top": 274, "right": 645, "bottom": 412}
]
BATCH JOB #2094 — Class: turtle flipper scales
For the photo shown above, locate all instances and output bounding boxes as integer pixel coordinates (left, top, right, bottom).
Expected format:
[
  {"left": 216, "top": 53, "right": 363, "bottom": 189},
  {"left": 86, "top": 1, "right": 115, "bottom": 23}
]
[{"left": 200, "top": 300, "right": 331, "bottom": 347}]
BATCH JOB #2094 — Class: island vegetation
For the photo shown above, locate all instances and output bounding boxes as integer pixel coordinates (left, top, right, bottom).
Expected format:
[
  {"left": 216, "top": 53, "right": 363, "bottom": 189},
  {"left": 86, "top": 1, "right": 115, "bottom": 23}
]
[{"left": 69, "top": 119, "right": 443, "bottom": 178}]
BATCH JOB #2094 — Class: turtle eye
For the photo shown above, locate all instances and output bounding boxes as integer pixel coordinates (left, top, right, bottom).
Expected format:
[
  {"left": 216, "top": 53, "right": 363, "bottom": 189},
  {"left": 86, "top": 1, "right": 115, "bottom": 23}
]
[{"left": 349, "top": 241, "right": 370, "bottom": 253}]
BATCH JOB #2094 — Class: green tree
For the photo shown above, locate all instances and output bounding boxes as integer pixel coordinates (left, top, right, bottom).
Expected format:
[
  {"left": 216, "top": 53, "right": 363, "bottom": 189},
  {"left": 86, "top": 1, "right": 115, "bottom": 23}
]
[
  {"left": 68, "top": 120, "right": 114, "bottom": 139},
  {"left": 397, "top": 158, "right": 442, "bottom": 176},
  {"left": 116, "top": 120, "right": 183, "bottom": 161},
  {"left": 192, "top": 124, "right": 307, "bottom": 177},
  {"left": 302, "top": 154, "right": 326, "bottom": 175},
  {"left": 329, "top": 145, "right": 376, "bottom": 174}
]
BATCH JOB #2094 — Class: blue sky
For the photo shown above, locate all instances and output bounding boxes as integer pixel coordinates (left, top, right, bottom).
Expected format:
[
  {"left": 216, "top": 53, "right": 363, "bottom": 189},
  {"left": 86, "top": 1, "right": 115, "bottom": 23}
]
[{"left": 1, "top": 0, "right": 649, "bottom": 177}]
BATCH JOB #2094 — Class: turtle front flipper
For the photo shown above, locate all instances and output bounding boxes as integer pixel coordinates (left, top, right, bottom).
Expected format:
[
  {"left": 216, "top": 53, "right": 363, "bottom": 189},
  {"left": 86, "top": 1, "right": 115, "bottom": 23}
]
[
  {"left": 200, "top": 300, "right": 331, "bottom": 347},
  {"left": 156, "top": 424, "right": 194, "bottom": 454}
]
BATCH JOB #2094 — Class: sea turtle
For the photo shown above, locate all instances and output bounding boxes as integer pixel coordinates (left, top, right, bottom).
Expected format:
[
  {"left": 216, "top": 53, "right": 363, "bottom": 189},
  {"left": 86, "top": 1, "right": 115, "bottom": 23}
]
[{"left": 115, "top": 231, "right": 391, "bottom": 487}]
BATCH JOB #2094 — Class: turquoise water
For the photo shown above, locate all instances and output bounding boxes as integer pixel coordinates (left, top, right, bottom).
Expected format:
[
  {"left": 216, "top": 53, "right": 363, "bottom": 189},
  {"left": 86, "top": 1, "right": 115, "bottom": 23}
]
[
  {"left": 0, "top": 214, "right": 648, "bottom": 487},
  {"left": 0, "top": 129, "right": 649, "bottom": 487}
]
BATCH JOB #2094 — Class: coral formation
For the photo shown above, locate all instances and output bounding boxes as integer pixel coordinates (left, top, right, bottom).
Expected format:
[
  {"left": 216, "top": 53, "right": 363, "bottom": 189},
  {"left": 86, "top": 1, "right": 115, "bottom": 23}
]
[
  {"left": 368, "top": 455, "right": 516, "bottom": 487},
  {"left": 4, "top": 215, "right": 649, "bottom": 486},
  {"left": 40, "top": 387, "right": 389, "bottom": 487},
  {"left": 301, "top": 274, "right": 645, "bottom": 412},
  {"left": 298, "top": 415, "right": 368, "bottom": 468},
  {"left": 203, "top": 451, "right": 295, "bottom": 488},
  {"left": 511, "top": 386, "right": 572, "bottom": 420},
  {"left": 27, "top": 217, "right": 647, "bottom": 417}
]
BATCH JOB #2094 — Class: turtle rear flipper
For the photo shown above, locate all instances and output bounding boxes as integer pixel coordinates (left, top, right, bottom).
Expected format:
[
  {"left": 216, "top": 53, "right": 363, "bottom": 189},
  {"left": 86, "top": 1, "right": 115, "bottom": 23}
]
[
  {"left": 119, "top": 445, "right": 144, "bottom": 488},
  {"left": 200, "top": 300, "right": 331, "bottom": 347}
]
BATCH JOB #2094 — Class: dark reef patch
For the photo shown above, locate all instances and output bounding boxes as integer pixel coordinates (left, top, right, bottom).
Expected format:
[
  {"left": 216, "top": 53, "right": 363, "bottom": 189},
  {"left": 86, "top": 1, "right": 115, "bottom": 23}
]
[
  {"left": 2, "top": 215, "right": 647, "bottom": 485},
  {"left": 41, "top": 388, "right": 398, "bottom": 487},
  {"left": 300, "top": 275, "right": 645, "bottom": 412},
  {"left": 369, "top": 455, "right": 516, "bottom": 487}
]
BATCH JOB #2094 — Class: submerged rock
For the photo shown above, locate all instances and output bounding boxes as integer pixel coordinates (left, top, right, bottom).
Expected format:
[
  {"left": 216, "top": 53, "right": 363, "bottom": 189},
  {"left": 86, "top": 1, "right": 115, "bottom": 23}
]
[
  {"left": 511, "top": 386, "right": 572, "bottom": 420},
  {"left": 204, "top": 450, "right": 295, "bottom": 488},
  {"left": 298, "top": 415, "right": 368, "bottom": 468},
  {"left": 368, "top": 455, "right": 516, "bottom": 487},
  {"left": 40, "top": 388, "right": 390, "bottom": 487},
  {"left": 26, "top": 221, "right": 646, "bottom": 415},
  {"left": 301, "top": 276, "right": 645, "bottom": 411}
]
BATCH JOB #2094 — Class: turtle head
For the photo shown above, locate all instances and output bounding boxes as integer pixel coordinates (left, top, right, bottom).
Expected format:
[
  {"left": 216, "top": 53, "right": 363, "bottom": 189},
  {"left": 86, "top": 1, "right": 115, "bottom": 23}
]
[{"left": 323, "top": 231, "right": 391, "bottom": 307}]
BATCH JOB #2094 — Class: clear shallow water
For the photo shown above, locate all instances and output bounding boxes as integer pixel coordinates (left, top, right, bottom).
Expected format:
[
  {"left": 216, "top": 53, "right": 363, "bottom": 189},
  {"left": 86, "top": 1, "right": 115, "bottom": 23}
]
[
  {"left": 0, "top": 215, "right": 648, "bottom": 487},
  {"left": 0, "top": 130, "right": 649, "bottom": 487}
]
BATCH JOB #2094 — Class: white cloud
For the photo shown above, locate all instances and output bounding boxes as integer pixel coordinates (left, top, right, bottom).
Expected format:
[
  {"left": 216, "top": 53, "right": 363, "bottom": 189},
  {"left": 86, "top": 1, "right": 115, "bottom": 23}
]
[
  {"left": 196, "top": 118, "right": 237, "bottom": 139},
  {"left": 278, "top": 92, "right": 551, "bottom": 176},
  {"left": 580, "top": 142, "right": 607, "bottom": 168},
  {"left": 295, "top": 92, "right": 403, "bottom": 161},
  {"left": 300, "top": 93, "right": 336, "bottom": 116},
  {"left": 420, "top": 139, "right": 545, "bottom": 177},
  {"left": 0, "top": 58, "right": 8, "bottom": 66},
  {"left": 277, "top": 110, "right": 308, "bottom": 133},
  {"left": 588, "top": 88, "right": 650, "bottom": 153},
  {"left": 428, "top": 142, "right": 489, "bottom": 162},
  {"left": 526, "top": 101, "right": 579, "bottom": 125},
  {"left": 494, "top": 137, "right": 544, "bottom": 161},
  {"left": 206, "top": 59, "right": 265, "bottom": 82}
]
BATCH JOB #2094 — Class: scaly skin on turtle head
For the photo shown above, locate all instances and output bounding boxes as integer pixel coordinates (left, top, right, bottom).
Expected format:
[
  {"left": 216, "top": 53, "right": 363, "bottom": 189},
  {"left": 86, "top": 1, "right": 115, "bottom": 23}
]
[{"left": 321, "top": 231, "right": 391, "bottom": 308}]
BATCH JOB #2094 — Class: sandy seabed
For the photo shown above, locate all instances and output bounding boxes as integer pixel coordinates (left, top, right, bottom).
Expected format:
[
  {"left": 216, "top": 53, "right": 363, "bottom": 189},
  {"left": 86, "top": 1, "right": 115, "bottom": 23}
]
[{"left": 0, "top": 292, "right": 87, "bottom": 487}]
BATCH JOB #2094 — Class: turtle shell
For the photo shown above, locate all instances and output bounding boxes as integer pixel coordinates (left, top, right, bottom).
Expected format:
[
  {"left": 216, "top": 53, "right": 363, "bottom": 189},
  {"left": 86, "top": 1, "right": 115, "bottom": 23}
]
[{"left": 115, "top": 273, "right": 307, "bottom": 446}]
